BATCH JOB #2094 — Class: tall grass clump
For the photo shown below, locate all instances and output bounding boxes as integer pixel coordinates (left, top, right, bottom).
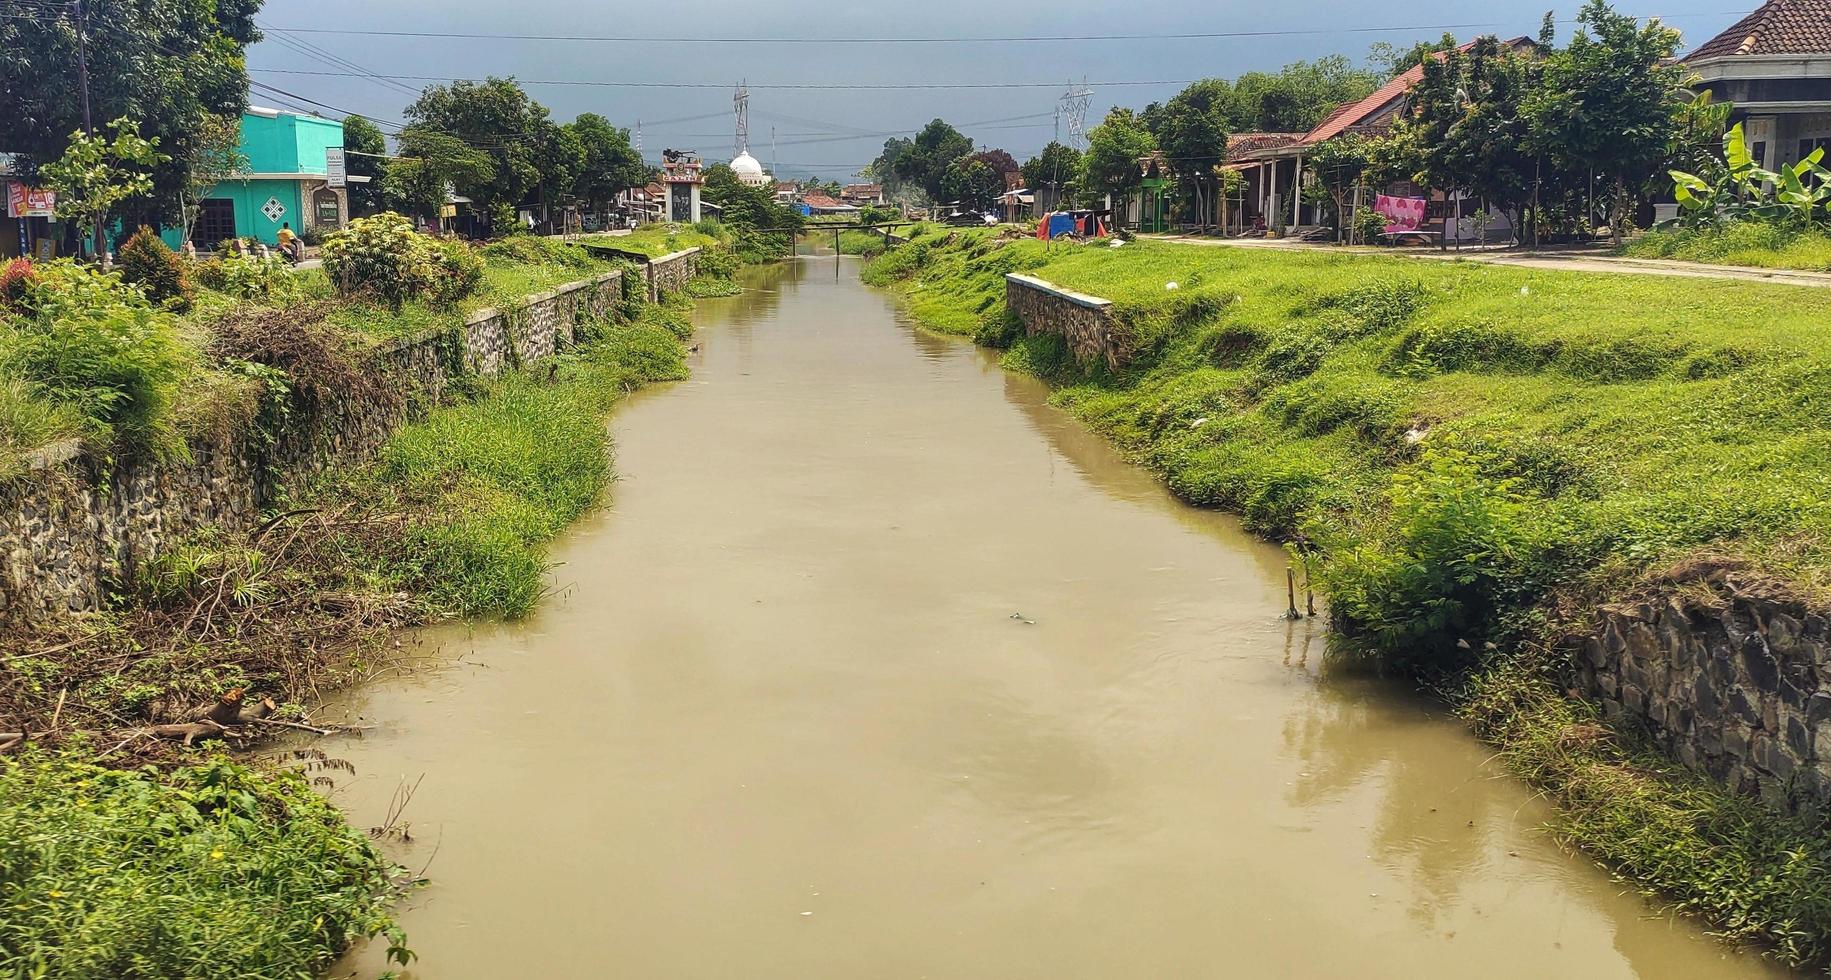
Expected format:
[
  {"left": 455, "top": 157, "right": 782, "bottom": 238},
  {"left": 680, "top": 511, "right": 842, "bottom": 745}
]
[
  {"left": 363, "top": 308, "right": 689, "bottom": 617},
  {"left": 0, "top": 749, "right": 409, "bottom": 980}
]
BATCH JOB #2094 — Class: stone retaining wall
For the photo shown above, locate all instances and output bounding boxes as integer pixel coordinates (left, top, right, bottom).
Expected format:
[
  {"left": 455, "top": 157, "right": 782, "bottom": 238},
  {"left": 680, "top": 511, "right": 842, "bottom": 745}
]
[
  {"left": 1004, "top": 274, "right": 1127, "bottom": 371},
  {"left": 645, "top": 248, "right": 700, "bottom": 300},
  {"left": 1574, "top": 564, "right": 1831, "bottom": 812},
  {"left": 0, "top": 270, "right": 626, "bottom": 619}
]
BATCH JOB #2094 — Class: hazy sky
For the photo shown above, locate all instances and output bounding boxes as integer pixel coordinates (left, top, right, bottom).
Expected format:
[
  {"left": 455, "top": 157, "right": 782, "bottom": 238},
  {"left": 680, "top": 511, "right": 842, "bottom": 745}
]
[{"left": 247, "top": 0, "right": 1753, "bottom": 180}]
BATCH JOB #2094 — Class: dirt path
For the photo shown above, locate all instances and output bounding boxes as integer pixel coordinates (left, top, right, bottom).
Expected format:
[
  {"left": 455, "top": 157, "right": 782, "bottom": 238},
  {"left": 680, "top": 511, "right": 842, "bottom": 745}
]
[{"left": 1146, "top": 234, "right": 1831, "bottom": 288}]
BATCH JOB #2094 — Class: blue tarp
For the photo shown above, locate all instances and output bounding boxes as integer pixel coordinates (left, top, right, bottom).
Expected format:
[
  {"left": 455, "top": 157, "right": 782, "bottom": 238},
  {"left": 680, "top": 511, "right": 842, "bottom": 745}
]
[{"left": 1045, "top": 212, "right": 1075, "bottom": 239}]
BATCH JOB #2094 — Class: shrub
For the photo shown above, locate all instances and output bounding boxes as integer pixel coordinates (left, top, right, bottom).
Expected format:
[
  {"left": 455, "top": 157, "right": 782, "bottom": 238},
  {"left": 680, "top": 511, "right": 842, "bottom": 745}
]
[
  {"left": 0, "top": 258, "right": 36, "bottom": 309},
  {"left": 1321, "top": 450, "right": 1534, "bottom": 673},
  {"left": 2, "top": 299, "right": 192, "bottom": 453},
  {"left": 216, "top": 254, "right": 299, "bottom": 305},
  {"left": 320, "top": 212, "right": 435, "bottom": 309},
  {"left": 189, "top": 256, "right": 227, "bottom": 291},
  {"left": 426, "top": 237, "right": 486, "bottom": 305},
  {"left": 117, "top": 226, "right": 193, "bottom": 311},
  {"left": 298, "top": 224, "right": 327, "bottom": 247},
  {"left": 0, "top": 749, "right": 408, "bottom": 980}
]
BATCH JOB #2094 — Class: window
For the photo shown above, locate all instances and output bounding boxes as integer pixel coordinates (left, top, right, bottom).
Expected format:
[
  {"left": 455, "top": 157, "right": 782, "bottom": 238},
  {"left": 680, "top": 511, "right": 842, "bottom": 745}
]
[
  {"left": 192, "top": 199, "right": 235, "bottom": 246},
  {"left": 1801, "top": 137, "right": 1831, "bottom": 162}
]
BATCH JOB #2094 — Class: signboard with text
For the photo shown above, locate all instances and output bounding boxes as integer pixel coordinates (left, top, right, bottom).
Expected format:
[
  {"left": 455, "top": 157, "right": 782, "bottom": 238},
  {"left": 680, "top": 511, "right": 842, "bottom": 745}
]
[
  {"left": 6, "top": 182, "right": 55, "bottom": 218},
  {"left": 325, "top": 147, "right": 346, "bottom": 189}
]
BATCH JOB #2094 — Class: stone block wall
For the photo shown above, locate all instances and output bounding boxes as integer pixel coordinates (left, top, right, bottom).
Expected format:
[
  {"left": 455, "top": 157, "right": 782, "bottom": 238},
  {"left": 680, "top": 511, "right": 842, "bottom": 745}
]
[
  {"left": 1575, "top": 564, "right": 1831, "bottom": 812},
  {"left": 1005, "top": 274, "right": 1128, "bottom": 371},
  {"left": 0, "top": 270, "right": 626, "bottom": 619},
  {"left": 646, "top": 248, "right": 700, "bottom": 300}
]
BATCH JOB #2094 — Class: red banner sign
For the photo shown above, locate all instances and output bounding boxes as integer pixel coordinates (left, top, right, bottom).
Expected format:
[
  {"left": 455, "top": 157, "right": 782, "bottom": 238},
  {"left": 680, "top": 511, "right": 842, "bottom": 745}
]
[{"left": 6, "top": 182, "right": 55, "bottom": 218}]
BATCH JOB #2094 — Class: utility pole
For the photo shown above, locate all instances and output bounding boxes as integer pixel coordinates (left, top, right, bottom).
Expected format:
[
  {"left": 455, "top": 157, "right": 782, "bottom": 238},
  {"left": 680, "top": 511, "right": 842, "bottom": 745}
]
[{"left": 73, "top": 0, "right": 104, "bottom": 262}]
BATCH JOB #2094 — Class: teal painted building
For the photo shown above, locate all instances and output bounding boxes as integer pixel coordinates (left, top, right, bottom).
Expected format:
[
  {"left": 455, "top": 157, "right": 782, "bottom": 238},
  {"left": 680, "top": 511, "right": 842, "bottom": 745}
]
[{"left": 163, "top": 107, "right": 353, "bottom": 249}]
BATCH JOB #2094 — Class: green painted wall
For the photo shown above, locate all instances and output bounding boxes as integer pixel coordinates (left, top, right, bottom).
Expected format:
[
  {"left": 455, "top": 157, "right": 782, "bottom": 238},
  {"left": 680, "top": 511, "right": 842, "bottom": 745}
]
[{"left": 160, "top": 109, "right": 341, "bottom": 248}]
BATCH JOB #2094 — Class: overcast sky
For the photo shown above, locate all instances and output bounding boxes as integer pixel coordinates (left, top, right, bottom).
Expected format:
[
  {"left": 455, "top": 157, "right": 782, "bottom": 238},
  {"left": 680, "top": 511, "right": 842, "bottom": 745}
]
[{"left": 247, "top": 0, "right": 1752, "bottom": 180}]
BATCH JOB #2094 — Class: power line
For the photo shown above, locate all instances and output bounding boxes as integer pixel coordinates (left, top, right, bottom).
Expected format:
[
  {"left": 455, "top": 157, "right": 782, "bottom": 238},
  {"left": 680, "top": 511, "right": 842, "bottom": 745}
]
[
  {"left": 250, "top": 12, "right": 1755, "bottom": 45},
  {"left": 251, "top": 68, "right": 1206, "bottom": 90}
]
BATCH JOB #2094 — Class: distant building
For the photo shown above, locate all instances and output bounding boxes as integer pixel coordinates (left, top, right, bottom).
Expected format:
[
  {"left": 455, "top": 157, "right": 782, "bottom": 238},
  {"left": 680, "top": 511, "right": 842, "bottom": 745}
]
[
  {"left": 798, "top": 192, "right": 859, "bottom": 216},
  {"left": 2, "top": 152, "right": 58, "bottom": 260},
  {"left": 1686, "top": 0, "right": 1831, "bottom": 172},
  {"left": 163, "top": 107, "right": 358, "bottom": 248},
  {"left": 840, "top": 183, "right": 883, "bottom": 205}
]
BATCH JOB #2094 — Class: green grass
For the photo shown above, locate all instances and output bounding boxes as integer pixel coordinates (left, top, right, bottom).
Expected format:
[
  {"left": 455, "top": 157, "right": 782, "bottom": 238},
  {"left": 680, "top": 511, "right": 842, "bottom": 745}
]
[
  {"left": 578, "top": 223, "right": 724, "bottom": 259},
  {"left": 0, "top": 748, "right": 407, "bottom": 979},
  {"left": 350, "top": 299, "right": 691, "bottom": 617},
  {"left": 1622, "top": 223, "right": 1831, "bottom": 272}
]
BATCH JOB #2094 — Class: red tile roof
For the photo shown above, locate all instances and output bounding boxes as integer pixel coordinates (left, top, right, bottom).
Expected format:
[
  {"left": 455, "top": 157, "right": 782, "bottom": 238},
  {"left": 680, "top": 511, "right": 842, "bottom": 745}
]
[
  {"left": 1227, "top": 132, "right": 1304, "bottom": 158},
  {"left": 1686, "top": 0, "right": 1831, "bottom": 60},
  {"left": 801, "top": 193, "right": 855, "bottom": 209},
  {"left": 1300, "top": 37, "right": 1536, "bottom": 146}
]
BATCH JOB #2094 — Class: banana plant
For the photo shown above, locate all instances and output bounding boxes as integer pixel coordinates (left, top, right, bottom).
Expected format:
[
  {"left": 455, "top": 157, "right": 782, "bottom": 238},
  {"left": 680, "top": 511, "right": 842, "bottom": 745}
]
[{"left": 1669, "top": 123, "right": 1831, "bottom": 228}]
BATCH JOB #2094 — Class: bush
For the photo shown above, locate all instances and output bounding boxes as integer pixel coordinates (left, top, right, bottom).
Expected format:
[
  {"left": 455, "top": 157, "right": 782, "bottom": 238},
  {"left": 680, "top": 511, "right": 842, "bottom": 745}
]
[
  {"left": 117, "top": 226, "right": 193, "bottom": 312},
  {"left": 2, "top": 298, "right": 192, "bottom": 454},
  {"left": 0, "top": 258, "right": 35, "bottom": 309},
  {"left": 1321, "top": 451, "right": 1535, "bottom": 673},
  {"left": 320, "top": 212, "right": 435, "bottom": 309},
  {"left": 209, "top": 302, "right": 384, "bottom": 411},
  {"left": 0, "top": 749, "right": 408, "bottom": 980},
  {"left": 189, "top": 256, "right": 226, "bottom": 291},
  {"left": 298, "top": 225, "right": 327, "bottom": 247},
  {"left": 216, "top": 254, "right": 299, "bottom": 305},
  {"left": 427, "top": 237, "right": 486, "bottom": 305}
]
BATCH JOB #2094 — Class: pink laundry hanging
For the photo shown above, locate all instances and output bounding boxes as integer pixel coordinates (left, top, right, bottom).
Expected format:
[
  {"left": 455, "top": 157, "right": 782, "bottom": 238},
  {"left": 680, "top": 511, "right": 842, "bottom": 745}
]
[{"left": 1374, "top": 195, "right": 1427, "bottom": 235}]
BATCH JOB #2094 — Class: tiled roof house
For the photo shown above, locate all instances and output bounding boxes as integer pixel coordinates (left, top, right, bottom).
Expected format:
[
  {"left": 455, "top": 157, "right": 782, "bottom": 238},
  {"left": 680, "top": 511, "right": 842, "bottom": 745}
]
[{"left": 1685, "top": 0, "right": 1831, "bottom": 171}]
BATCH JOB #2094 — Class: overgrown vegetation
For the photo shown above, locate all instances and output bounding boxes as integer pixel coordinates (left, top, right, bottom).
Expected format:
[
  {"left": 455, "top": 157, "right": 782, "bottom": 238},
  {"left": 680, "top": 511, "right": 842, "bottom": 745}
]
[
  {"left": 863, "top": 226, "right": 1831, "bottom": 962},
  {"left": 1624, "top": 223, "right": 1831, "bottom": 272},
  {"left": 0, "top": 748, "right": 410, "bottom": 979}
]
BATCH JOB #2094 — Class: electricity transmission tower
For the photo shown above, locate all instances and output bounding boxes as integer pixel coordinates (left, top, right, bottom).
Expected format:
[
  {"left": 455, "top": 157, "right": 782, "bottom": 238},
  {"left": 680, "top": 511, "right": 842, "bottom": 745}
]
[
  {"left": 1059, "top": 78, "right": 1092, "bottom": 151},
  {"left": 733, "top": 82, "right": 750, "bottom": 156}
]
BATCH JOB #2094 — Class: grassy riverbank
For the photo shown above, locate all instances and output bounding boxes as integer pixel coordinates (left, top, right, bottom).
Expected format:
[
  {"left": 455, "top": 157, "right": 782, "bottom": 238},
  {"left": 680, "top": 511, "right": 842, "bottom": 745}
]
[
  {"left": 0, "top": 228, "right": 730, "bottom": 976},
  {"left": 861, "top": 225, "right": 1831, "bottom": 965}
]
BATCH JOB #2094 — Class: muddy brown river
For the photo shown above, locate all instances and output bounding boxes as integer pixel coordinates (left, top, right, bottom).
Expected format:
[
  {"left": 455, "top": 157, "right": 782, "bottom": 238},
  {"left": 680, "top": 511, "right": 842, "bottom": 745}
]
[{"left": 326, "top": 255, "right": 1794, "bottom": 979}]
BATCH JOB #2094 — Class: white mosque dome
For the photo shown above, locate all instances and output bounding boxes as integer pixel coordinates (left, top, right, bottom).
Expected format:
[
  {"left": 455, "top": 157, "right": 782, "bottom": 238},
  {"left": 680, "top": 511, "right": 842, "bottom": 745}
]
[{"left": 731, "top": 151, "right": 769, "bottom": 186}]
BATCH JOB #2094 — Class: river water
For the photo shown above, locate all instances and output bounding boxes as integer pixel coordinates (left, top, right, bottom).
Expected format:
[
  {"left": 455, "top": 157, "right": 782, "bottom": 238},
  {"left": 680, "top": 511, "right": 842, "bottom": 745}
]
[{"left": 326, "top": 255, "right": 1792, "bottom": 979}]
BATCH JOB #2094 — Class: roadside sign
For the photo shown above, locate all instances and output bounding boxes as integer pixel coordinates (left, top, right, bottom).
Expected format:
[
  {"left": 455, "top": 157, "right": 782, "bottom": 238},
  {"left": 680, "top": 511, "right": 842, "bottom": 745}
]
[
  {"left": 439, "top": 204, "right": 457, "bottom": 218},
  {"left": 326, "top": 147, "right": 346, "bottom": 188},
  {"left": 5, "top": 181, "right": 55, "bottom": 218}
]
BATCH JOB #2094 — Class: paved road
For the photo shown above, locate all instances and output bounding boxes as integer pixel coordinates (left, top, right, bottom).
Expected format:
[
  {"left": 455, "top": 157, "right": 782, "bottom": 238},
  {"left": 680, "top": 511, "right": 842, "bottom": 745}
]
[{"left": 1145, "top": 234, "right": 1831, "bottom": 289}]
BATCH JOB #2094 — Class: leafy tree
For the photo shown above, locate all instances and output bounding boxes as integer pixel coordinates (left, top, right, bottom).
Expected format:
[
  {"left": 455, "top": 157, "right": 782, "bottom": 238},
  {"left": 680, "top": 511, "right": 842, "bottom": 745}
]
[
  {"left": 891, "top": 120, "right": 973, "bottom": 203},
  {"left": 1022, "top": 142, "right": 1082, "bottom": 208},
  {"left": 39, "top": 119, "right": 167, "bottom": 258},
  {"left": 1078, "top": 108, "right": 1156, "bottom": 211},
  {"left": 403, "top": 77, "right": 555, "bottom": 225},
  {"left": 1147, "top": 80, "right": 1233, "bottom": 225},
  {"left": 1403, "top": 37, "right": 1539, "bottom": 238},
  {"left": 867, "top": 136, "right": 914, "bottom": 195},
  {"left": 530, "top": 121, "right": 584, "bottom": 231},
  {"left": 174, "top": 113, "right": 246, "bottom": 244},
  {"left": 1225, "top": 57, "right": 1380, "bottom": 133},
  {"left": 702, "top": 163, "right": 802, "bottom": 258},
  {"left": 1366, "top": 34, "right": 1458, "bottom": 79},
  {"left": 1524, "top": 0, "right": 1687, "bottom": 239},
  {"left": 0, "top": 0, "right": 260, "bottom": 229},
  {"left": 566, "top": 113, "right": 645, "bottom": 215},
  {"left": 1305, "top": 134, "right": 1370, "bottom": 240},
  {"left": 940, "top": 157, "right": 1001, "bottom": 209},
  {"left": 383, "top": 128, "right": 494, "bottom": 222},
  {"left": 342, "top": 116, "right": 389, "bottom": 217}
]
